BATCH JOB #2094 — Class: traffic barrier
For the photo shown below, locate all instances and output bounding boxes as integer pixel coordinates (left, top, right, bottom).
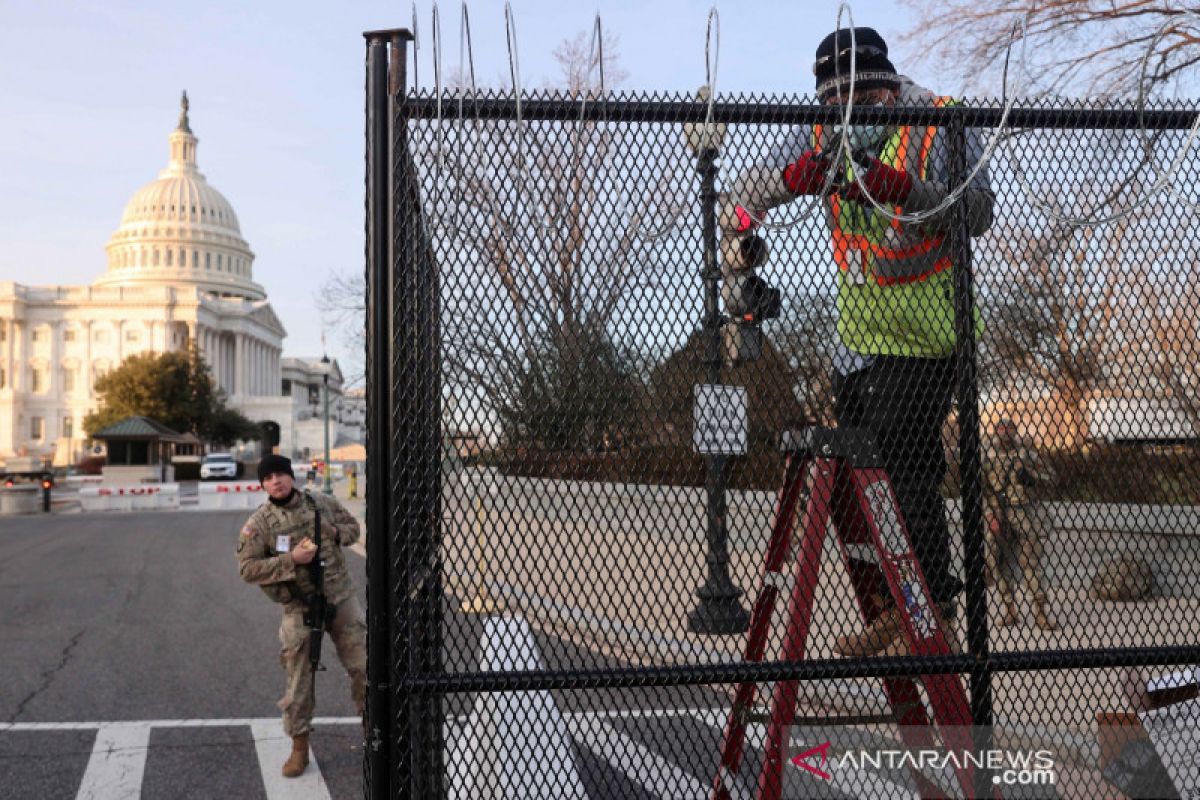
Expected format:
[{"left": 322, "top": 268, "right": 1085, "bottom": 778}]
[
  {"left": 64, "top": 475, "right": 104, "bottom": 488},
  {"left": 78, "top": 484, "right": 180, "bottom": 512},
  {"left": 197, "top": 481, "right": 265, "bottom": 510},
  {"left": 0, "top": 485, "right": 41, "bottom": 515}
]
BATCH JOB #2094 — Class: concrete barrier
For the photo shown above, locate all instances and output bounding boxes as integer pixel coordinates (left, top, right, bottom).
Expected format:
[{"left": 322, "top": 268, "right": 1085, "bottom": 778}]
[
  {"left": 0, "top": 485, "right": 41, "bottom": 515},
  {"left": 197, "top": 481, "right": 265, "bottom": 510},
  {"left": 64, "top": 475, "right": 104, "bottom": 489},
  {"left": 79, "top": 484, "right": 180, "bottom": 512}
]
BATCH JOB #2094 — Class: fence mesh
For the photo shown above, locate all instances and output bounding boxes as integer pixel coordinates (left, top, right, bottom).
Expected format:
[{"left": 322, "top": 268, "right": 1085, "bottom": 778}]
[{"left": 374, "top": 85, "right": 1200, "bottom": 799}]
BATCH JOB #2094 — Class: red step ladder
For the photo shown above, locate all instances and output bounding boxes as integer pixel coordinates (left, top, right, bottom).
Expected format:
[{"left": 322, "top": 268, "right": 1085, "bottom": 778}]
[{"left": 711, "top": 427, "right": 987, "bottom": 800}]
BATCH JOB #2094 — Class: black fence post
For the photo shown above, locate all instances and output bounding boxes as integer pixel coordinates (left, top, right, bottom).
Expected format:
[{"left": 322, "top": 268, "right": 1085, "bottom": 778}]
[
  {"left": 948, "top": 109, "right": 994, "bottom": 797},
  {"left": 363, "top": 27, "right": 411, "bottom": 800},
  {"left": 391, "top": 30, "right": 447, "bottom": 800}
]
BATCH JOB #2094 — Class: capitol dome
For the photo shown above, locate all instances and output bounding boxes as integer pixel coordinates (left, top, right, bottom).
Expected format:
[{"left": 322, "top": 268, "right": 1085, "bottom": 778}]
[{"left": 95, "top": 93, "right": 265, "bottom": 300}]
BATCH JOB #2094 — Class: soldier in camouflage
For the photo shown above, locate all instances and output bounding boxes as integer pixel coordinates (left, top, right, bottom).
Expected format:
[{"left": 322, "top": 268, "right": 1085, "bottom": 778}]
[
  {"left": 236, "top": 454, "right": 367, "bottom": 778},
  {"left": 984, "top": 420, "right": 1057, "bottom": 631}
]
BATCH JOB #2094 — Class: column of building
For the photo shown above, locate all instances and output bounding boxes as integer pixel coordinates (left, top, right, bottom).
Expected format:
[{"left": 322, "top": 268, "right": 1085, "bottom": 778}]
[
  {"left": 49, "top": 321, "right": 62, "bottom": 447},
  {"left": 4, "top": 319, "right": 14, "bottom": 390},
  {"left": 82, "top": 321, "right": 92, "bottom": 399},
  {"left": 13, "top": 321, "right": 24, "bottom": 391}
]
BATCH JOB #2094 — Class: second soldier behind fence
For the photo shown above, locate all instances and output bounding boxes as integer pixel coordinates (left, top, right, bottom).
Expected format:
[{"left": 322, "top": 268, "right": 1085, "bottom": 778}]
[
  {"left": 235, "top": 454, "right": 367, "bottom": 779},
  {"left": 984, "top": 419, "right": 1057, "bottom": 631}
]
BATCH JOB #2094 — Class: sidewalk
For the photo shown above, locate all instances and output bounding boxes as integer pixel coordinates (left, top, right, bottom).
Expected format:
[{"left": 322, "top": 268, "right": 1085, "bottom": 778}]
[{"left": 439, "top": 468, "right": 1199, "bottom": 769}]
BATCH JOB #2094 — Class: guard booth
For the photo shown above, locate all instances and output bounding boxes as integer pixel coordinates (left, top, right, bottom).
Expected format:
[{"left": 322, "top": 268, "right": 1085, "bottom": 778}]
[{"left": 92, "top": 416, "right": 187, "bottom": 484}]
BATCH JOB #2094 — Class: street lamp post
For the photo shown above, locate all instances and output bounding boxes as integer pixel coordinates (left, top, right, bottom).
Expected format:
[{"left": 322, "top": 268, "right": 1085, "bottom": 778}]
[
  {"left": 684, "top": 92, "right": 750, "bottom": 635},
  {"left": 321, "top": 354, "right": 333, "bottom": 495}
]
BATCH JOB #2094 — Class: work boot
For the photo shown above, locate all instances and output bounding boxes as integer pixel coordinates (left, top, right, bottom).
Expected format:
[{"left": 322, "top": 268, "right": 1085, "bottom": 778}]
[
  {"left": 875, "top": 602, "right": 961, "bottom": 657},
  {"left": 282, "top": 733, "right": 310, "bottom": 778},
  {"left": 834, "top": 607, "right": 905, "bottom": 657},
  {"left": 998, "top": 597, "right": 1019, "bottom": 627},
  {"left": 1033, "top": 596, "right": 1057, "bottom": 631}
]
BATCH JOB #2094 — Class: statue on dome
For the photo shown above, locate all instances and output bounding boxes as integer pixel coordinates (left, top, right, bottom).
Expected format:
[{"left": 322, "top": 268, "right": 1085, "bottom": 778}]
[{"left": 178, "top": 90, "right": 191, "bottom": 133}]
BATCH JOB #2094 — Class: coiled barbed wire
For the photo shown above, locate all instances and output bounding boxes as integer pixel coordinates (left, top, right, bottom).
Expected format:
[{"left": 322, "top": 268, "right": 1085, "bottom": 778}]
[
  {"left": 496, "top": 6, "right": 612, "bottom": 239},
  {"left": 429, "top": 1, "right": 459, "bottom": 232},
  {"left": 981, "top": 11, "right": 1200, "bottom": 227},
  {"left": 427, "top": 1, "right": 512, "bottom": 240},
  {"left": 421, "top": 1, "right": 1200, "bottom": 239},
  {"left": 1139, "top": 13, "right": 1200, "bottom": 216},
  {"left": 766, "top": 1, "right": 1021, "bottom": 229},
  {"left": 410, "top": 2, "right": 419, "bottom": 93}
]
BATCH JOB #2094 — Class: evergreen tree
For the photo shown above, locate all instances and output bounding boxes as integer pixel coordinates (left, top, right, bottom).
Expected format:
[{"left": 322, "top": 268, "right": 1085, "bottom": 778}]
[{"left": 83, "top": 345, "right": 259, "bottom": 446}]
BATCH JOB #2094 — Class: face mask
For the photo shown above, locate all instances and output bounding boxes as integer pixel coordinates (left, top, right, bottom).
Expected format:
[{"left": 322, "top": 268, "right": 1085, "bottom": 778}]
[{"left": 830, "top": 100, "right": 889, "bottom": 154}]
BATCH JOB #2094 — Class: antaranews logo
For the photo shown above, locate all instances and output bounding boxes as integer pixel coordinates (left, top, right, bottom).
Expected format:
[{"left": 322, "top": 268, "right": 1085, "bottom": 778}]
[
  {"left": 790, "top": 742, "right": 1057, "bottom": 788},
  {"left": 790, "top": 742, "right": 833, "bottom": 781}
]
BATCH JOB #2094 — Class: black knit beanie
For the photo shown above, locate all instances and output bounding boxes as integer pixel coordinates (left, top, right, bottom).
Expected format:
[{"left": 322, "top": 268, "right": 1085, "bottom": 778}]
[
  {"left": 257, "top": 454, "right": 294, "bottom": 484},
  {"left": 814, "top": 27, "right": 899, "bottom": 102}
]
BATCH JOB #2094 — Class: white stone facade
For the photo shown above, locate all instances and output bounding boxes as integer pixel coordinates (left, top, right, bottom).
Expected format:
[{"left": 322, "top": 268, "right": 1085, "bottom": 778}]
[{"left": 0, "top": 94, "right": 353, "bottom": 466}]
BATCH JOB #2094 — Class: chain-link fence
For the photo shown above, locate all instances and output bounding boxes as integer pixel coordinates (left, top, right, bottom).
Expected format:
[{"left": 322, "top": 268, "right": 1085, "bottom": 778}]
[{"left": 365, "top": 32, "right": 1200, "bottom": 800}]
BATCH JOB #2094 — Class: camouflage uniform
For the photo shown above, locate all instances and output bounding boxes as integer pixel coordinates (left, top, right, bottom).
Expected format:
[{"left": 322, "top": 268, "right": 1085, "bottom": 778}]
[
  {"left": 236, "top": 490, "right": 366, "bottom": 736},
  {"left": 984, "top": 435, "right": 1056, "bottom": 629}
]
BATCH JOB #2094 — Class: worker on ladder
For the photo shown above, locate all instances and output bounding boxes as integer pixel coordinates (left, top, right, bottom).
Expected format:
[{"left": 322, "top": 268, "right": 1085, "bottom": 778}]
[{"left": 721, "top": 25, "right": 996, "bottom": 657}]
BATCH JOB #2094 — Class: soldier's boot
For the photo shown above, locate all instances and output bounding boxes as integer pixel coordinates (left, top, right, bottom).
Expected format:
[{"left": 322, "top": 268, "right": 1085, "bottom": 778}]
[
  {"left": 1032, "top": 595, "right": 1057, "bottom": 631},
  {"left": 998, "top": 597, "right": 1019, "bottom": 627},
  {"left": 282, "top": 733, "right": 310, "bottom": 778}
]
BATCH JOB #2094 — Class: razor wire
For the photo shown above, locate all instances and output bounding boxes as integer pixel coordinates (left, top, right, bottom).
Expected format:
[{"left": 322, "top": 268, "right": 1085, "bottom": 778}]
[
  {"left": 999, "top": 13, "right": 1200, "bottom": 228},
  {"left": 1139, "top": 13, "right": 1200, "bottom": 216},
  {"left": 773, "top": 1, "right": 1021, "bottom": 230},
  {"left": 414, "top": 1, "right": 1200, "bottom": 239}
]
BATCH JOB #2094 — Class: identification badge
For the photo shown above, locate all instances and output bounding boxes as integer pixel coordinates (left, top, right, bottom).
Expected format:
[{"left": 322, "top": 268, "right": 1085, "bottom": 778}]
[{"left": 276, "top": 535, "right": 291, "bottom": 553}]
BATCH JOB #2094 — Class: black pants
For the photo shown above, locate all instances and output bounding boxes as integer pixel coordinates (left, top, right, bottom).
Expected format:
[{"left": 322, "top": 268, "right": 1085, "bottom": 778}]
[{"left": 833, "top": 356, "right": 963, "bottom": 606}]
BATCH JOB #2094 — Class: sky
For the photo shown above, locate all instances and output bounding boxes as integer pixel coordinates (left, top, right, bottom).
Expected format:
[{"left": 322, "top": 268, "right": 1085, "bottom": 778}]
[{"left": 0, "top": 0, "right": 927, "bottom": 384}]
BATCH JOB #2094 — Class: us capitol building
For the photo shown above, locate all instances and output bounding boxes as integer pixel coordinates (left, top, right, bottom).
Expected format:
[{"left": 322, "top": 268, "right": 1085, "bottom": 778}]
[{"left": 0, "top": 95, "right": 361, "bottom": 466}]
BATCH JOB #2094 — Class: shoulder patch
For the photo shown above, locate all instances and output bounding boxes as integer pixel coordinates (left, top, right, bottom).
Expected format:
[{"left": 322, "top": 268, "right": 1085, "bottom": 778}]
[{"left": 240, "top": 525, "right": 255, "bottom": 538}]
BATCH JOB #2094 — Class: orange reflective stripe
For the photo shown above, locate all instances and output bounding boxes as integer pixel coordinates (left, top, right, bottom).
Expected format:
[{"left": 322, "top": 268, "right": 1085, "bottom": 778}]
[
  {"left": 894, "top": 126, "right": 911, "bottom": 171},
  {"left": 828, "top": 98, "right": 958, "bottom": 284},
  {"left": 889, "top": 127, "right": 912, "bottom": 232},
  {"left": 874, "top": 256, "right": 952, "bottom": 286},
  {"left": 917, "top": 98, "right": 952, "bottom": 180}
]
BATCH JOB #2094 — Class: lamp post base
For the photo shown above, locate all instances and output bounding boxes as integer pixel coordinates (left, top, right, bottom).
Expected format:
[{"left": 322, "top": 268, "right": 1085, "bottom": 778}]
[{"left": 688, "top": 584, "right": 750, "bottom": 635}]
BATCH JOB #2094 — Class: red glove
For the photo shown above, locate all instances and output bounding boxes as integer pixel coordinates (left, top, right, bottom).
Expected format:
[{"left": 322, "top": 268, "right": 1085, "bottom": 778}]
[
  {"left": 719, "top": 199, "right": 762, "bottom": 235},
  {"left": 841, "top": 158, "right": 914, "bottom": 204},
  {"left": 782, "top": 150, "right": 835, "bottom": 196},
  {"left": 732, "top": 205, "right": 757, "bottom": 233}
]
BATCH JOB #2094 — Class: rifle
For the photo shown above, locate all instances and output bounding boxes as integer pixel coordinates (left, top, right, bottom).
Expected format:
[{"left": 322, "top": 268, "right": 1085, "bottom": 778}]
[{"left": 303, "top": 493, "right": 334, "bottom": 693}]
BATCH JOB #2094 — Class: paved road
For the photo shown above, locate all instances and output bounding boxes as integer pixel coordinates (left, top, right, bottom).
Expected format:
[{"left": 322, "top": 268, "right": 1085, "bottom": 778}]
[{"left": 0, "top": 508, "right": 1006, "bottom": 800}]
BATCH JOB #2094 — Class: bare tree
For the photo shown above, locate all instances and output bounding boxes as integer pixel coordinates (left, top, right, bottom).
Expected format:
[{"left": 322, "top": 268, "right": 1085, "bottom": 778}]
[
  {"left": 1144, "top": 279, "right": 1200, "bottom": 433},
  {"left": 977, "top": 126, "right": 1165, "bottom": 434},
  {"left": 433, "top": 30, "right": 673, "bottom": 449},
  {"left": 321, "top": 31, "right": 679, "bottom": 450},
  {"left": 315, "top": 271, "right": 364, "bottom": 387},
  {"left": 898, "top": 1, "right": 1200, "bottom": 96}
]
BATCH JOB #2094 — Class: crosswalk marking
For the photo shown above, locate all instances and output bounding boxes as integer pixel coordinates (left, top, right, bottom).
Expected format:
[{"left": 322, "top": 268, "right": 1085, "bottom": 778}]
[
  {"left": 76, "top": 723, "right": 151, "bottom": 800},
  {"left": 1, "top": 717, "right": 361, "bottom": 732},
  {"left": 250, "top": 720, "right": 333, "bottom": 800},
  {"left": 5, "top": 706, "right": 925, "bottom": 799},
  {"left": 458, "top": 615, "right": 588, "bottom": 799},
  {"left": 566, "top": 714, "right": 711, "bottom": 800}
]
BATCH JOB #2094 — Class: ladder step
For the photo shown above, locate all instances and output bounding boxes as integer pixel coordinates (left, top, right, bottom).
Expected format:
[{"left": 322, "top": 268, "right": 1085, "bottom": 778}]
[{"left": 779, "top": 427, "right": 883, "bottom": 467}]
